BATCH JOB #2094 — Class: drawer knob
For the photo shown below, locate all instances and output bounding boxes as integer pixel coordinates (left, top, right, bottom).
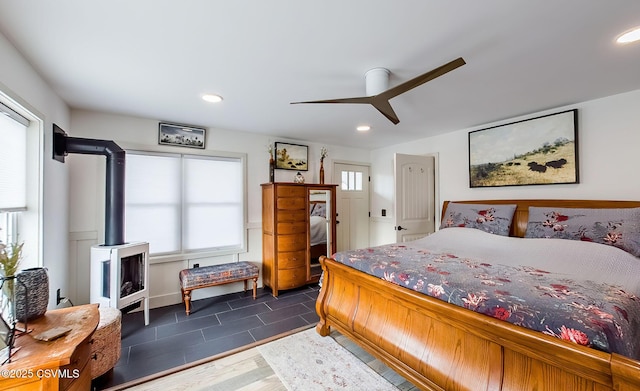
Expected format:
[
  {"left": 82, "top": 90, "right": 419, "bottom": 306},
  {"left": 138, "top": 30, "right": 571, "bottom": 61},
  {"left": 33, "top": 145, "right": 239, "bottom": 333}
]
[{"left": 92, "top": 353, "right": 98, "bottom": 360}]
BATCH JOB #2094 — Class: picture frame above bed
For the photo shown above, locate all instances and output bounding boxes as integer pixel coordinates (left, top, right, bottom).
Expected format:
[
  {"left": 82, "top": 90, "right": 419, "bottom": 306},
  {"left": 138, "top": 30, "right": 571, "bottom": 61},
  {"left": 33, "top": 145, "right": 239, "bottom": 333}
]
[
  {"left": 469, "top": 109, "right": 578, "bottom": 187},
  {"left": 275, "top": 142, "right": 308, "bottom": 171}
]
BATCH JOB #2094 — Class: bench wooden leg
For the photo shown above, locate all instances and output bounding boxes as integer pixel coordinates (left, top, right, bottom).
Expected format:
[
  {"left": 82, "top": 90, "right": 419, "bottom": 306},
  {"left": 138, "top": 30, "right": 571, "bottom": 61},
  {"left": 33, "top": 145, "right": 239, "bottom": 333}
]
[
  {"left": 252, "top": 277, "right": 258, "bottom": 299},
  {"left": 183, "top": 289, "right": 192, "bottom": 315}
]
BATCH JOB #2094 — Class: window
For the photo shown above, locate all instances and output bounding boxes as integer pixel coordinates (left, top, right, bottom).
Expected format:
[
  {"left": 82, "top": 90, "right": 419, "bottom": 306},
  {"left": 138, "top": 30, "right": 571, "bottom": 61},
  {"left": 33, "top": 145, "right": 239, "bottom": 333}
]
[
  {"left": 0, "top": 102, "right": 27, "bottom": 247},
  {"left": 0, "top": 212, "right": 18, "bottom": 245},
  {"left": 124, "top": 151, "right": 246, "bottom": 256},
  {"left": 0, "top": 102, "right": 28, "bottom": 212},
  {"left": 0, "top": 95, "right": 42, "bottom": 270},
  {"left": 341, "top": 170, "right": 363, "bottom": 191}
]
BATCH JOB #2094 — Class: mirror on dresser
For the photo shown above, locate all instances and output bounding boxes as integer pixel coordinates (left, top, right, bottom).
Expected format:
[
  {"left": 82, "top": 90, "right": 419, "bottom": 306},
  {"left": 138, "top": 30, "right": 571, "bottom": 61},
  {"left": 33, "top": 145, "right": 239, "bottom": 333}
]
[{"left": 308, "top": 187, "right": 333, "bottom": 279}]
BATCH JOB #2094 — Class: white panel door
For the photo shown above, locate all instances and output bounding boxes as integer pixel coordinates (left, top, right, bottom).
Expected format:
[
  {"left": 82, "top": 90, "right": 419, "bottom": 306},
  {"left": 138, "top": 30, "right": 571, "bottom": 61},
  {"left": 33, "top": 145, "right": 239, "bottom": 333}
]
[
  {"left": 333, "top": 163, "right": 370, "bottom": 252},
  {"left": 394, "top": 154, "right": 435, "bottom": 242}
]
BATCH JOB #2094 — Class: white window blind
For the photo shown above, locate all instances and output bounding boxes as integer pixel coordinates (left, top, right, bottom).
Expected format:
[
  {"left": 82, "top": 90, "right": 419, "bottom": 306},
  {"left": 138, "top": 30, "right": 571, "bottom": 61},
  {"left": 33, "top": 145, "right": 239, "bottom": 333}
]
[
  {"left": 0, "top": 104, "right": 28, "bottom": 211},
  {"left": 125, "top": 153, "right": 181, "bottom": 254},
  {"left": 125, "top": 151, "right": 244, "bottom": 255},
  {"left": 183, "top": 156, "right": 243, "bottom": 251}
]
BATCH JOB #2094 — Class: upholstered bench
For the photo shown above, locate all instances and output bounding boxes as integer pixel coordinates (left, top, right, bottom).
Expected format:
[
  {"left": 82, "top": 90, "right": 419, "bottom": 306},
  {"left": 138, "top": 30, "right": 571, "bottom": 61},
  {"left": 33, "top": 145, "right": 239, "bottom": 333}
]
[{"left": 179, "top": 261, "right": 259, "bottom": 315}]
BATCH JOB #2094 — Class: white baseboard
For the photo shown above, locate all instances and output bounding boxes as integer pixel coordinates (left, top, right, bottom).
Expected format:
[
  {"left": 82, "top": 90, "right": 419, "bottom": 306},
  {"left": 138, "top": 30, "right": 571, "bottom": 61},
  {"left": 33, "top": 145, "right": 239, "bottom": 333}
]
[{"left": 149, "top": 292, "right": 183, "bottom": 309}]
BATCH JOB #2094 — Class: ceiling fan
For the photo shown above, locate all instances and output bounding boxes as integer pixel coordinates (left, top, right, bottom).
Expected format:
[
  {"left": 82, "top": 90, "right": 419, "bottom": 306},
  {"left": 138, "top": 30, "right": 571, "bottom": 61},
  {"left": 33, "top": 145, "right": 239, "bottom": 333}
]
[{"left": 291, "top": 57, "right": 466, "bottom": 125}]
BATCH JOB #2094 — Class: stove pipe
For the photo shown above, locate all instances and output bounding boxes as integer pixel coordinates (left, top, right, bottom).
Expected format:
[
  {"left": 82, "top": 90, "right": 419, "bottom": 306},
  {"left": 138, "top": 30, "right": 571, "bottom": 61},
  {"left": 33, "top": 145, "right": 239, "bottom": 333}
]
[{"left": 53, "top": 124, "right": 126, "bottom": 246}]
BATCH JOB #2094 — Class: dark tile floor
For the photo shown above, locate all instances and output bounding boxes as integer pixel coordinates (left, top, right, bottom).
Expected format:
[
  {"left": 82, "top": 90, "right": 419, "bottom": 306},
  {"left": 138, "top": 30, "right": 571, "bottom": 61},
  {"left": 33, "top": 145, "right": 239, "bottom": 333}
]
[{"left": 93, "top": 284, "right": 320, "bottom": 390}]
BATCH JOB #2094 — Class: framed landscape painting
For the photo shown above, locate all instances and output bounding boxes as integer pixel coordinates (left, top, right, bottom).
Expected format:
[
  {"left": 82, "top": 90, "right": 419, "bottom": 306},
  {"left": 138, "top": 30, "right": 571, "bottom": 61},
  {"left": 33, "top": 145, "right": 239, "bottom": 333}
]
[
  {"left": 275, "top": 142, "right": 308, "bottom": 170},
  {"left": 158, "top": 122, "right": 206, "bottom": 149},
  {"left": 469, "top": 109, "right": 578, "bottom": 187}
]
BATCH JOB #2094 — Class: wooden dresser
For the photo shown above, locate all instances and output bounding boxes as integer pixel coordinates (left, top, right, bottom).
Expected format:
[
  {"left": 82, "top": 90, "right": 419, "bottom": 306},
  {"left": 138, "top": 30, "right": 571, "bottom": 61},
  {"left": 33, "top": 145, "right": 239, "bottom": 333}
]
[
  {"left": 0, "top": 304, "right": 100, "bottom": 391},
  {"left": 261, "top": 183, "right": 337, "bottom": 296}
]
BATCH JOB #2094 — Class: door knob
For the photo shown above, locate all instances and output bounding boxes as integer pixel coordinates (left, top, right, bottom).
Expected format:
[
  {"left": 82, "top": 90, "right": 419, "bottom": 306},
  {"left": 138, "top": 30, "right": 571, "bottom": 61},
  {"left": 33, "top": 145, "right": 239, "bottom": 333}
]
[{"left": 396, "top": 225, "right": 407, "bottom": 231}]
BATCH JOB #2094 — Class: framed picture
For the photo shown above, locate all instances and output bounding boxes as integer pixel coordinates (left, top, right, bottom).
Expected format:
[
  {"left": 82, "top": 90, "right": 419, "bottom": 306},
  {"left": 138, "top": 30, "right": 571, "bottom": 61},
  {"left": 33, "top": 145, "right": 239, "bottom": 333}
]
[
  {"left": 469, "top": 109, "right": 578, "bottom": 187},
  {"left": 158, "top": 122, "right": 206, "bottom": 149},
  {"left": 275, "top": 142, "right": 308, "bottom": 171}
]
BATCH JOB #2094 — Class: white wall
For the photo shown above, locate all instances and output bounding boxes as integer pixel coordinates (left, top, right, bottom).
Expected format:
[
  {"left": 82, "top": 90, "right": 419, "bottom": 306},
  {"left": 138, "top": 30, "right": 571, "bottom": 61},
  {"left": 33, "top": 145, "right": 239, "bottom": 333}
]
[
  {"left": 68, "top": 109, "right": 370, "bottom": 307},
  {"left": 370, "top": 89, "right": 640, "bottom": 245},
  {"left": 0, "top": 32, "right": 71, "bottom": 309}
]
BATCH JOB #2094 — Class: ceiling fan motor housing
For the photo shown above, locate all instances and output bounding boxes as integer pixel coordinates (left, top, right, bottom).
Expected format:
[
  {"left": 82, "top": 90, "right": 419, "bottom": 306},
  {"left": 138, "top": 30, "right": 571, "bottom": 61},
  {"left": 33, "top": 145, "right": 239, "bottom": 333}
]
[{"left": 365, "top": 68, "right": 390, "bottom": 96}]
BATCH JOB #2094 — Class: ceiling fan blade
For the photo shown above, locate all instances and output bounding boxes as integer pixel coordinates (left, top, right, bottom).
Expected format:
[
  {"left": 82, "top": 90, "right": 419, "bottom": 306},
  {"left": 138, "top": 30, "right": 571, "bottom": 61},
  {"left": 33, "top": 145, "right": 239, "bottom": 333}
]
[
  {"left": 291, "top": 96, "right": 372, "bottom": 105},
  {"left": 290, "top": 57, "right": 465, "bottom": 125},
  {"left": 379, "top": 57, "right": 466, "bottom": 100},
  {"left": 371, "top": 97, "right": 400, "bottom": 124}
]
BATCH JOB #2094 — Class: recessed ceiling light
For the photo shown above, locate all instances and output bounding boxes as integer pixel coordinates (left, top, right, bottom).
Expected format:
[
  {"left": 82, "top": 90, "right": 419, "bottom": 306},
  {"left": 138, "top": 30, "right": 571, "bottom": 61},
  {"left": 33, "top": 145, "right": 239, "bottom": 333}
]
[
  {"left": 356, "top": 125, "right": 371, "bottom": 132},
  {"left": 616, "top": 26, "right": 640, "bottom": 44},
  {"left": 202, "top": 94, "right": 223, "bottom": 103}
]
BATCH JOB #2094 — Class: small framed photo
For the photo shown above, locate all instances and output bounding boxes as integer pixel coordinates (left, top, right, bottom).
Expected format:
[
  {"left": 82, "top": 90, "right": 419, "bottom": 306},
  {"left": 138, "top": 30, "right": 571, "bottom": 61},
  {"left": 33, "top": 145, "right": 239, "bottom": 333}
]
[
  {"left": 158, "top": 122, "right": 206, "bottom": 149},
  {"left": 275, "top": 142, "right": 308, "bottom": 170}
]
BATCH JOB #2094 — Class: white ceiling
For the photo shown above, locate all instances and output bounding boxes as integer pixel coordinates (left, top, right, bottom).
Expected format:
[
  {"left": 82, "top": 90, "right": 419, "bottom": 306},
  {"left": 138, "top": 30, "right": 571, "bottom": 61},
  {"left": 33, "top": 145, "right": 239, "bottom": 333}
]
[{"left": 1, "top": 1, "right": 639, "bottom": 150}]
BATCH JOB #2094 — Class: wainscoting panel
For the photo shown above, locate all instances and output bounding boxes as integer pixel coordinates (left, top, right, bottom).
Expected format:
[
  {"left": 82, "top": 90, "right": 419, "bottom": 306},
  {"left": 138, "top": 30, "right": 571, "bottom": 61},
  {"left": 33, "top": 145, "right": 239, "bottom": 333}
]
[
  {"left": 69, "top": 230, "right": 99, "bottom": 305},
  {"left": 69, "top": 226, "right": 264, "bottom": 310}
]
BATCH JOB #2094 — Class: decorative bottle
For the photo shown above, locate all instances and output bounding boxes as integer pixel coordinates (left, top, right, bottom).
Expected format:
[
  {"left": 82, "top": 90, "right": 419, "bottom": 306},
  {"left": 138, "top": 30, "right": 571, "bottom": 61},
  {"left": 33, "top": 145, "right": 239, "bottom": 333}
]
[
  {"left": 269, "top": 157, "right": 275, "bottom": 183},
  {"left": 319, "top": 146, "right": 327, "bottom": 184}
]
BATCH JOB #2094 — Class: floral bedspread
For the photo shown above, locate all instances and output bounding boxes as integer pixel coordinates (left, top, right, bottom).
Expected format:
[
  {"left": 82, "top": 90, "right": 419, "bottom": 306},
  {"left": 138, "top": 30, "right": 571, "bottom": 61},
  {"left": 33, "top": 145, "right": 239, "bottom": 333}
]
[{"left": 332, "top": 241, "right": 640, "bottom": 359}]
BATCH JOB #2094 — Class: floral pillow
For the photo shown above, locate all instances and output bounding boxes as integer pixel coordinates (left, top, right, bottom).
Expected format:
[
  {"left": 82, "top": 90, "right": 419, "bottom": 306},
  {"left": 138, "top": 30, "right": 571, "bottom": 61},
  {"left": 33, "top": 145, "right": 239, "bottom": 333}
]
[
  {"left": 310, "top": 203, "right": 326, "bottom": 218},
  {"left": 525, "top": 207, "right": 640, "bottom": 257},
  {"left": 440, "top": 203, "right": 516, "bottom": 236}
]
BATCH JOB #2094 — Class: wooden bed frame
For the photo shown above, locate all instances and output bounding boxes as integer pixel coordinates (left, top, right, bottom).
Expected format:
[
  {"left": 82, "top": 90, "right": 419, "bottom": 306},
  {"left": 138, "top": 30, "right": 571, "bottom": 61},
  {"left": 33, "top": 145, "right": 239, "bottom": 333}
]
[{"left": 316, "top": 199, "right": 640, "bottom": 391}]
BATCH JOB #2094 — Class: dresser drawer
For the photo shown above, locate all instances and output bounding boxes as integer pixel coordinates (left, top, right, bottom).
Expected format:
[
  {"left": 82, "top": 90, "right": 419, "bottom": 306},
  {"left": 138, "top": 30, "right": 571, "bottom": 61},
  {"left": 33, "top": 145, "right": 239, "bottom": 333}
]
[
  {"left": 276, "top": 197, "right": 306, "bottom": 210},
  {"left": 276, "top": 185, "right": 305, "bottom": 198},
  {"left": 277, "top": 234, "right": 307, "bottom": 252},
  {"left": 277, "top": 221, "right": 307, "bottom": 234},
  {"left": 277, "top": 250, "right": 306, "bottom": 269},
  {"left": 276, "top": 209, "right": 306, "bottom": 222},
  {"left": 59, "top": 336, "right": 92, "bottom": 390},
  {"left": 65, "top": 365, "right": 92, "bottom": 391},
  {"left": 277, "top": 266, "right": 307, "bottom": 289}
]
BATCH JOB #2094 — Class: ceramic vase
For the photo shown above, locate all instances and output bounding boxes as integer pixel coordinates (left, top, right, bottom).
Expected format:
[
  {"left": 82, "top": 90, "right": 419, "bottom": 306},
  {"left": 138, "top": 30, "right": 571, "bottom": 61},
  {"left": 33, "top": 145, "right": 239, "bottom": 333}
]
[
  {"left": 15, "top": 267, "right": 49, "bottom": 322},
  {"left": 319, "top": 161, "right": 325, "bottom": 184}
]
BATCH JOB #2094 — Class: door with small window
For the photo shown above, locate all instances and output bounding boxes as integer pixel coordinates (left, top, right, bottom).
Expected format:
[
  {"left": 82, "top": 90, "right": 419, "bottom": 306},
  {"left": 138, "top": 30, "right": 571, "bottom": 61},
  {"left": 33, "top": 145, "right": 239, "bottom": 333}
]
[{"left": 333, "top": 163, "right": 370, "bottom": 252}]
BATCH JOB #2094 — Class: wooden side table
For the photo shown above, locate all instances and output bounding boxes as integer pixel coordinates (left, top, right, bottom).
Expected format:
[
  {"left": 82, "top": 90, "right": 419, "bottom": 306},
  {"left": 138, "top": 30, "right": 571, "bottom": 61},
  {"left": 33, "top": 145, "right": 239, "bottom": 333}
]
[{"left": 0, "top": 304, "right": 100, "bottom": 391}]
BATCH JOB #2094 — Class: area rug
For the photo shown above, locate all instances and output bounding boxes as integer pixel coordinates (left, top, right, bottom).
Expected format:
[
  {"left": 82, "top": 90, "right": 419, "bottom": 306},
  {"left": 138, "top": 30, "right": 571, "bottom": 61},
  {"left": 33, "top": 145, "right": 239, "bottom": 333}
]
[
  {"left": 117, "top": 327, "right": 399, "bottom": 390},
  {"left": 258, "top": 328, "right": 399, "bottom": 391}
]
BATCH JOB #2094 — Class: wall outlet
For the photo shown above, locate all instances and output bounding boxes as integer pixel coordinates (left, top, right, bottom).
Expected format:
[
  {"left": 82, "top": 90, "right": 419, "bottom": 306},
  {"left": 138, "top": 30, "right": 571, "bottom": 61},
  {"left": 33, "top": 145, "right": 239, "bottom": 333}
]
[
  {"left": 381, "top": 209, "right": 386, "bottom": 217},
  {"left": 193, "top": 263, "right": 199, "bottom": 268}
]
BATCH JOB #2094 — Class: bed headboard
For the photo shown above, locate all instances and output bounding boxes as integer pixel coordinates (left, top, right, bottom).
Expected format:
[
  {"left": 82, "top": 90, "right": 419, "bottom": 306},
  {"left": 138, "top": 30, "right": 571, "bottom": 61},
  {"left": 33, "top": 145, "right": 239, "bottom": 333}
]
[{"left": 442, "top": 199, "right": 640, "bottom": 238}]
